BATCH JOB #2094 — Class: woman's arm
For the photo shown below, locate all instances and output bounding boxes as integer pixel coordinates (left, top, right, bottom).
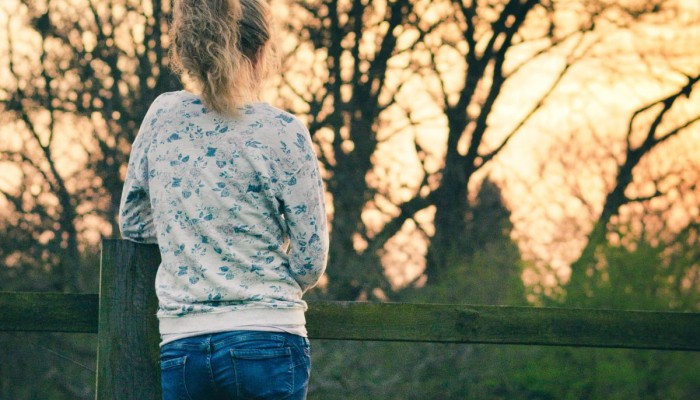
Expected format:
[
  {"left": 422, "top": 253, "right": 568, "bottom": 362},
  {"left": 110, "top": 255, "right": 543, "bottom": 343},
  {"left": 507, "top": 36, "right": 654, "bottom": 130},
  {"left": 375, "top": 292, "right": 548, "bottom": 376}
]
[
  {"left": 279, "top": 123, "right": 329, "bottom": 292},
  {"left": 119, "top": 111, "right": 158, "bottom": 244}
]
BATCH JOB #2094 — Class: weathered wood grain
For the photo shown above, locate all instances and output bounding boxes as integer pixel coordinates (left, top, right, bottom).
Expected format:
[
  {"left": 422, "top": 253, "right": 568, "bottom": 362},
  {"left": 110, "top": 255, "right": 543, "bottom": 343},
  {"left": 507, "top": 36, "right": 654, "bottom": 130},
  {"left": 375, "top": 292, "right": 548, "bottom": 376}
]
[
  {"left": 306, "top": 302, "right": 700, "bottom": 351},
  {"left": 94, "top": 239, "right": 161, "bottom": 400},
  {"left": 2, "top": 293, "right": 699, "bottom": 351}
]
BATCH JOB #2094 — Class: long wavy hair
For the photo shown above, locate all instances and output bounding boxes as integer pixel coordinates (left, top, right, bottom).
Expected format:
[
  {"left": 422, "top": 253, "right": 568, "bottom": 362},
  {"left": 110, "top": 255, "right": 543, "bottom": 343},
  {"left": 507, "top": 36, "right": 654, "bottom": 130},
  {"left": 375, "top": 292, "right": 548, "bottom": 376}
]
[{"left": 170, "top": 0, "right": 276, "bottom": 115}]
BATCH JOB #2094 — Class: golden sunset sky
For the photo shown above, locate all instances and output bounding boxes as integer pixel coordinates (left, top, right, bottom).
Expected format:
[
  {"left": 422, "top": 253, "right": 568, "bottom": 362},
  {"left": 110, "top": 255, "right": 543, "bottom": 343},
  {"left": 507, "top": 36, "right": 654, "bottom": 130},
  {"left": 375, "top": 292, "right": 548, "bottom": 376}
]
[{"left": 0, "top": 0, "right": 698, "bottom": 292}]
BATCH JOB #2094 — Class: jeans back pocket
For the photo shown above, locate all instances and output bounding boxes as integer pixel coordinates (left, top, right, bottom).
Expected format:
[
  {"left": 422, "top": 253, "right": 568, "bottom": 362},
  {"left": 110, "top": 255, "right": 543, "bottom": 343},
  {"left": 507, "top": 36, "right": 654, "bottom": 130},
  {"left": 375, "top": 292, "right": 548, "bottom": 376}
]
[
  {"left": 160, "top": 355, "right": 191, "bottom": 400},
  {"left": 230, "top": 347, "right": 294, "bottom": 399}
]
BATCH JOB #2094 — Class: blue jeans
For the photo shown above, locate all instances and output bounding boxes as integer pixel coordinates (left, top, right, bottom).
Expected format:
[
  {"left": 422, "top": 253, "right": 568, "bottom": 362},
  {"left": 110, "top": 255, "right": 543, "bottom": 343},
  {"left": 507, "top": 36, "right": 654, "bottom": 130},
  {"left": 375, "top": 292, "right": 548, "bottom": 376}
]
[{"left": 160, "top": 331, "right": 311, "bottom": 400}]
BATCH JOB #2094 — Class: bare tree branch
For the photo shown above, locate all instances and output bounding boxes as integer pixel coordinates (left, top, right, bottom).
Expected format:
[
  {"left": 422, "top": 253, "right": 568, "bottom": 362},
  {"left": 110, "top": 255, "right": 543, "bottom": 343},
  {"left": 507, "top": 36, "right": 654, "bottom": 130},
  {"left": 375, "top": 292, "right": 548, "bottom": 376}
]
[{"left": 480, "top": 31, "right": 596, "bottom": 165}]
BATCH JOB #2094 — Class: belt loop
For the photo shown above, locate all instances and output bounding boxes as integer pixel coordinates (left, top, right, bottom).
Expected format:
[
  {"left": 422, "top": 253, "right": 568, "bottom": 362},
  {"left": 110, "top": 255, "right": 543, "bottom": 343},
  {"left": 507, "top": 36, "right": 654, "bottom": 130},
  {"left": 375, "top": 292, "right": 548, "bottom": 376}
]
[{"left": 207, "top": 334, "right": 213, "bottom": 354}]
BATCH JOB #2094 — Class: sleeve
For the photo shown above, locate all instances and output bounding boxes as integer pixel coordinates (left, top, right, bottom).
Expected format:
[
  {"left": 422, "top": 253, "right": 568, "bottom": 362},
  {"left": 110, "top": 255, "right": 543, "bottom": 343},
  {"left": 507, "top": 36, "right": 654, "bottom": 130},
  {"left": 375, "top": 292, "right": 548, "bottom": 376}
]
[
  {"left": 278, "top": 121, "right": 329, "bottom": 292},
  {"left": 118, "top": 105, "right": 158, "bottom": 244}
]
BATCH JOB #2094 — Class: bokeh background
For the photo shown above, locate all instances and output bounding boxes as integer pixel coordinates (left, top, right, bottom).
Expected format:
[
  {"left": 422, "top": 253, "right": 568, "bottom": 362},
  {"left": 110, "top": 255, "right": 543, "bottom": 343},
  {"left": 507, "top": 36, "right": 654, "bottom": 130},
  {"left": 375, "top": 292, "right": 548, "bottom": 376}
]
[{"left": 1, "top": 0, "right": 699, "bottom": 398}]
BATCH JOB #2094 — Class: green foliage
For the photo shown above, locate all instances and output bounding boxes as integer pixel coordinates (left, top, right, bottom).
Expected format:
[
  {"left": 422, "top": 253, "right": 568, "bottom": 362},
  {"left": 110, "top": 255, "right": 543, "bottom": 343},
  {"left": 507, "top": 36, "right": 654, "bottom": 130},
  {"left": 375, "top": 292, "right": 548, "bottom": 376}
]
[
  {"left": 307, "top": 218, "right": 700, "bottom": 399},
  {"left": 517, "top": 233, "right": 700, "bottom": 400},
  {"left": 508, "top": 347, "right": 700, "bottom": 400},
  {"left": 0, "top": 247, "right": 100, "bottom": 400},
  {"left": 400, "top": 241, "right": 526, "bottom": 306},
  {"left": 567, "top": 229, "right": 700, "bottom": 312},
  {"left": 308, "top": 340, "right": 700, "bottom": 400},
  {"left": 307, "top": 177, "right": 534, "bottom": 399},
  {"left": 407, "top": 178, "right": 527, "bottom": 305},
  {"left": 0, "top": 333, "right": 96, "bottom": 400},
  {"left": 309, "top": 339, "right": 485, "bottom": 399}
]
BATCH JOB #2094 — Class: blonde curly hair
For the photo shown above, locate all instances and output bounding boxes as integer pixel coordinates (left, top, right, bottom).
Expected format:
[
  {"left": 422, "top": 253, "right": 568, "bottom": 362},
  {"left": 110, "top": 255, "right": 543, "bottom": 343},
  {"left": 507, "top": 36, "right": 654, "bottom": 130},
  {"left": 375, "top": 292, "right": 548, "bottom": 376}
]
[{"left": 170, "top": 0, "right": 276, "bottom": 115}]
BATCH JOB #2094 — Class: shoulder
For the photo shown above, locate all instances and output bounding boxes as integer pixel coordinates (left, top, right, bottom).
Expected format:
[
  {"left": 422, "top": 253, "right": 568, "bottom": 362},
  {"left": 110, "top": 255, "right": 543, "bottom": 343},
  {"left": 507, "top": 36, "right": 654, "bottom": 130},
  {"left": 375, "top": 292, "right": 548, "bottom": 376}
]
[
  {"left": 142, "top": 91, "right": 180, "bottom": 119},
  {"left": 149, "top": 90, "right": 201, "bottom": 111},
  {"left": 141, "top": 91, "right": 205, "bottom": 128},
  {"left": 239, "top": 103, "right": 313, "bottom": 149},
  {"left": 244, "top": 103, "right": 308, "bottom": 131},
  {"left": 239, "top": 104, "right": 317, "bottom": 164}
]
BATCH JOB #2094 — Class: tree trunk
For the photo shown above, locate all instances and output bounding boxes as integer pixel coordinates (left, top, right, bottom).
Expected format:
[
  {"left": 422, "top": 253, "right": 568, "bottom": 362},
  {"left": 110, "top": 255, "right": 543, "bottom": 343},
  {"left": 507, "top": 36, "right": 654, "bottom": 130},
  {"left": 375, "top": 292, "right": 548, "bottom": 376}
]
[
  {"left": 424, "top": 140, "right": 471, "bottom": 283},
  {"left": 324, "top": 115, "right": 386, "bottom": 300},
  {"left": 326, "top": 184, "right": 370, "bottom": 300}
]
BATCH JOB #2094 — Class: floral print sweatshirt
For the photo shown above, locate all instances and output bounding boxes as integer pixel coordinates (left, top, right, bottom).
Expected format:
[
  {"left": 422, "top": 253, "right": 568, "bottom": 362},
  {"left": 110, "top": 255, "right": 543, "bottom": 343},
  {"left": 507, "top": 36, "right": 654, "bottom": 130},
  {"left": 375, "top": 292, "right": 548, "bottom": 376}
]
[{"left": 119, "top": 91, "right": 329, "bottom": 336}]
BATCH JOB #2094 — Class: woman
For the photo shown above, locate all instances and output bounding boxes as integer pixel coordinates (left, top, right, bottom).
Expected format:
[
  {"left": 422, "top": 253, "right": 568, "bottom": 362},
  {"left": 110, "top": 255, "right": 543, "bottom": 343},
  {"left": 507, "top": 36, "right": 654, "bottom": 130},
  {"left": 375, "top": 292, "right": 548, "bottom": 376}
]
[{"left": 118, "top": 1, "right": 329, "bottom": 399}]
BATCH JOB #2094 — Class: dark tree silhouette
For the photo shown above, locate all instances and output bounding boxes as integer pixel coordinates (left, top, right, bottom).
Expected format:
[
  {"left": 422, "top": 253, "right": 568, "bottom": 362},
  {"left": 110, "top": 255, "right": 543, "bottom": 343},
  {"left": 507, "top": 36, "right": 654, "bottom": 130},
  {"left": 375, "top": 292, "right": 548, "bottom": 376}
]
[
  {"left": 567, "top": 73, "right": 700, "bottom": 300},
  {"left": 0, "top": 0, "right": 180, "bottom": 292}
]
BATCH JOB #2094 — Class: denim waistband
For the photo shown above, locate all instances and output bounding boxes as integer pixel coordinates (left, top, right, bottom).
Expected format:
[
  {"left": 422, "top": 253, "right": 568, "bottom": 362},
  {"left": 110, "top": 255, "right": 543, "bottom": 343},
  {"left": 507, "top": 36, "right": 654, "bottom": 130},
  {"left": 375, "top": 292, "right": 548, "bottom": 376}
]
[{"left": 161, "top": 330, "right": 309, "bottom": 352}]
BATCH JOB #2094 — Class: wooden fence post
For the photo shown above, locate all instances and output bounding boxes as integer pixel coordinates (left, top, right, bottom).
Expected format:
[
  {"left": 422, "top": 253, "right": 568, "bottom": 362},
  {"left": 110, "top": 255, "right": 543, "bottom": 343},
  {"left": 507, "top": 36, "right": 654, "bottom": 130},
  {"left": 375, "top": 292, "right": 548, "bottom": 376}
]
[{"left": 96, "top": 239, "right": 162, "bottom": 400}]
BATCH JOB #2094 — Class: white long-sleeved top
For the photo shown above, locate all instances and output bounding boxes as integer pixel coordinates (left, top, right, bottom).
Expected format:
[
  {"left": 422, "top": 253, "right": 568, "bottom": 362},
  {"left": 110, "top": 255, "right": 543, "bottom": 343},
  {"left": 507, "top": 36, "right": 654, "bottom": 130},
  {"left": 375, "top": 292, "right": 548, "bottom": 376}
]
[{"left": 119, "top": 91, "right": 328, "bottom": 338}]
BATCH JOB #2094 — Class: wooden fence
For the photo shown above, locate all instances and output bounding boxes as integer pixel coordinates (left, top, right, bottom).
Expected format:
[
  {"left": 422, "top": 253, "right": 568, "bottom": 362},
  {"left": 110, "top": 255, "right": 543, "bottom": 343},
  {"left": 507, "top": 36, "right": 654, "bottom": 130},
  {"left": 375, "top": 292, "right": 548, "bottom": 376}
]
[{"left": 1, "top": 239, "right": 699, "bottom": 399}]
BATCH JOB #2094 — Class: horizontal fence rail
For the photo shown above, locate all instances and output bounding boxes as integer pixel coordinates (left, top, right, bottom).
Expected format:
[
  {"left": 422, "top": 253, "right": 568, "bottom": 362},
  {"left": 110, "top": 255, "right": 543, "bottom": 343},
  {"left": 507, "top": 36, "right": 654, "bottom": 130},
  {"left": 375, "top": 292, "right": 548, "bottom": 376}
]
[
  {"left": 1, "top": 240, "right": 700, "bottom": 399},
  {"left": 2, "top": 293, "right": 700, "bottom": 351},
  {"left": 1, "top": 292, "right": 98, "bottom": 333}
]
